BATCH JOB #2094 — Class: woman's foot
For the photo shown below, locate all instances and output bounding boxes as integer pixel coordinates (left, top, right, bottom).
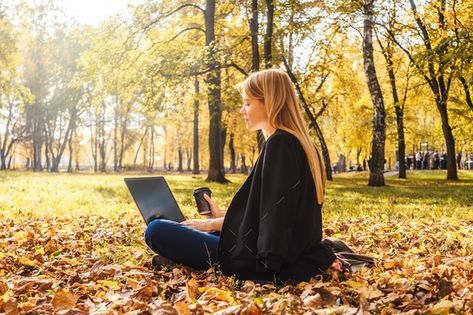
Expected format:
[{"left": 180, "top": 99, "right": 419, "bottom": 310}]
[{"left": 152, "top": 255, "right": 177, "bottom": 269}]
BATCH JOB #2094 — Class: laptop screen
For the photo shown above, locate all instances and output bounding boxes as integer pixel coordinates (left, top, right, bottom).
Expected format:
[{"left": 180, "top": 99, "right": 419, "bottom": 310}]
[{"left": 124, "top": 176, "right": 185, "bottom": 224}]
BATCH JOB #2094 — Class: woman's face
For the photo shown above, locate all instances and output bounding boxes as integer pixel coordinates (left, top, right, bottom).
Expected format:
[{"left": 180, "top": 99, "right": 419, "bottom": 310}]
[{"left": 240, "top": 93, "right": 268, "bottom": 131}]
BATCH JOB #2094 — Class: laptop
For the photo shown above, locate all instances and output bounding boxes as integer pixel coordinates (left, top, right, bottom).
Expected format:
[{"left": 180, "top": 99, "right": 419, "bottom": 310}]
[{"left": 124, "top": 176, "right": 186, "bottom": 224}]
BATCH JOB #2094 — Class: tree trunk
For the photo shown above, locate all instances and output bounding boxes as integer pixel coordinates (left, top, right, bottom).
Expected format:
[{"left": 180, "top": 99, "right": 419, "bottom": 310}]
[
  {"left": 193, "top": 76, "right": 200, "bottom": 174},
  {"left": 264, "top": 0, "right": 274, "bottom": 69},
  {"left": 148, "top": 127, "right": 155, "bottom": 172},
  {"left": 118, "top": 105, "right": 130, "bottom": 170},
  {"left": 177, "top": 144, "right": 183, "bottom": 172},
  {"left": 220, "top": 127, "right": 227, "bottom": 174},
  {"left": 99, "top": 106, "right": 107, "bottom": 172},
  {"left": 44, "top": 127, "right": 51, "bottom": 171},
  {"left": 437, "top": 98, "right": 458, "bottom": 180},
  {"left": 33, "top": 103, "right": 43, "bottom": 172},
  {"left": 459, "top": 76, "right": 473, "bottom": 112},
  {"left": 250, "top": 0, "right": 260, "bottom": 73},
  {"left": 229, "top": 132, "right": 236, "bottom": 173},
  {"left": 67, "top": 128, "right": 73, "bottom": 173},
  {"left": 113, "top": 104, "right": 118, "bottom": 172},
  {"left": 186, "top": 147, "right": 192, "bottom": 171},
  {"left": 394, "top": 105, "right": 406, "bottom": 178},
  {"left": 133, "top": 128, "right": 147, "bottom": 166},
  {"left": 205, "top": 0, "right": 228, "bottom": 183},
  {"left": 248, "top": 0, "right": 265, "bottom": 153},
  {"left": 363, "top": 0, "right": 386, "bottom": 186},
  {"left": 378, "top": 35, "right": 407, "bottom": 179}
]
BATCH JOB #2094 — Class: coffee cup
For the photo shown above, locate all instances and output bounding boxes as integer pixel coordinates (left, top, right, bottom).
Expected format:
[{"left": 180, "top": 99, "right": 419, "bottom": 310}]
[{"left": 193, "top": 187, "right": 212, "bottom": 215}]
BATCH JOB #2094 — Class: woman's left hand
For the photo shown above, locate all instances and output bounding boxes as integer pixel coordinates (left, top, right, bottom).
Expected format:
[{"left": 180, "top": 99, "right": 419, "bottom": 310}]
[{"left": 181, "top": 219, "right": 215, "bottom": 232}]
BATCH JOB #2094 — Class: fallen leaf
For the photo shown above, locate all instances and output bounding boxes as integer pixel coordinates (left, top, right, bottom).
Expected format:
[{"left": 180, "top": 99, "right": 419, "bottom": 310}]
[
  {"left": 97, "top": 280, "right": 121, "bottom": 290},
  {"left": 51, "top": 290, "right": 80, "bottom": 312},
  {"left": 174, "top": 300, "right": 190, "bottom": 315},
  {"left": 186, "top": 279, "right": 200, "bottom": 300},
  {"left": 428, "top": 299, "right": 455, "bottom": 315}
]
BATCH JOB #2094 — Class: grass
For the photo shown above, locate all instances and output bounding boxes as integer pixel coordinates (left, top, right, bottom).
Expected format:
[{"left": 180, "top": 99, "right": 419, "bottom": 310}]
[{"left": 2, "top": 169, "right": 472, "bottom": 221}]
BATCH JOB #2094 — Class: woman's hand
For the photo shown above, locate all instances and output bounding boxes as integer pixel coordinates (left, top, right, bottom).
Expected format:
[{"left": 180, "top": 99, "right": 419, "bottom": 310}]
[
  {"left": 203, "top": 194, "right": 225, "bottom": 218},
  {"left": 181, "top": 219, "right": 216, "bottom": 232}
]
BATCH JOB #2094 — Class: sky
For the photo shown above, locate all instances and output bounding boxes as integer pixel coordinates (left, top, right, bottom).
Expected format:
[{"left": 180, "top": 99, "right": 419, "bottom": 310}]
[{"left": 61, "top": 0, "right": 134, "bottom": 25}]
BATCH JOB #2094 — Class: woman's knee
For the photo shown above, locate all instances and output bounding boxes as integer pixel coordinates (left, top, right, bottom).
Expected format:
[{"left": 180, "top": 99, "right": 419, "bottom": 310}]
[{"left": 144, "top": 219, "right": 175, "bottom": 247}]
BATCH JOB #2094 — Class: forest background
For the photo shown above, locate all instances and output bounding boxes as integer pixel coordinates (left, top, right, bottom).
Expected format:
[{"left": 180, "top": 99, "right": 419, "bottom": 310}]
[{"left": 1, "top": 0, "right": 472, "bottom": 185}]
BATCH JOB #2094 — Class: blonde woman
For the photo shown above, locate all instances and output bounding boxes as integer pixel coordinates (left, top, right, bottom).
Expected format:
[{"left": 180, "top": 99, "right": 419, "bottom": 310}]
[{"left": 145, "top": 69, "right": 340, "bottom": 283}]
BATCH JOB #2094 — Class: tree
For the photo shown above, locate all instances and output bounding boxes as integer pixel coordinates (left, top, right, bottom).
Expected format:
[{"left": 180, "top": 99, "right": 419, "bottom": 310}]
[
  {"left": 363, "top": 0, "right": 387, "bottom": 186},
  {"left": 384, "top": 0, "right": 460, "bottom": 180}
]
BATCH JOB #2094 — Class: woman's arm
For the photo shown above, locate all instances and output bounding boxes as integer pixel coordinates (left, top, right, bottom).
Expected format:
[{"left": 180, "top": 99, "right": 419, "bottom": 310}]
[
  {"left": 181, "top": 217, "right": 224, "bottom": 232},
  {"left": 211, "top": 217, "right": 224, "bottom": 231}
]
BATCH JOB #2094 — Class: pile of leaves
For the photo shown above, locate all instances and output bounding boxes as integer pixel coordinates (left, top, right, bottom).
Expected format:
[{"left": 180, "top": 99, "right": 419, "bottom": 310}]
[{"left": 1, "top": 214, "right": 472, "bottom": 314}]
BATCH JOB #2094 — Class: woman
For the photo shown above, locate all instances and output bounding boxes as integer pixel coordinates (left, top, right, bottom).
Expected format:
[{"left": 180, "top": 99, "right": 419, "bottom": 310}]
[{"left": 145, "top": 69, "right": 339, "bottom": 283}]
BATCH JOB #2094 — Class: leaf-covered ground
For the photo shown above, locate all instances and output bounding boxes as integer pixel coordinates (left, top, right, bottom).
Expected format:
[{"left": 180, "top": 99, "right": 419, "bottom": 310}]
[{"left": 1, "top": 170, "right": 472, "bottom": 314}]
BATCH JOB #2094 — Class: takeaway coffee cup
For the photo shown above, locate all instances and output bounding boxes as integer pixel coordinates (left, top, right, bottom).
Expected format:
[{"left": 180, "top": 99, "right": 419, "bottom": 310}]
[{"left": 193, "top": 187, "right": 212, "bottom": 215}]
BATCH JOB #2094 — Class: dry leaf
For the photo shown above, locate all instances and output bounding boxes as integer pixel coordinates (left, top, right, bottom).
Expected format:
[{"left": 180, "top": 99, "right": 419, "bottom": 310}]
[
  {"left": 186, "top": 279, "right": 200, "bottom": 300},
  {"left": 51, "top": 290, "right": 80, "bottom": 312}
]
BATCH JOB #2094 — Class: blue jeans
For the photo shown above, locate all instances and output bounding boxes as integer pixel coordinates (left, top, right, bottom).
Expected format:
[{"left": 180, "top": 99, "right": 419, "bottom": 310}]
[{"left": 144, "top": 219, "right": 220, "bottom": 270}]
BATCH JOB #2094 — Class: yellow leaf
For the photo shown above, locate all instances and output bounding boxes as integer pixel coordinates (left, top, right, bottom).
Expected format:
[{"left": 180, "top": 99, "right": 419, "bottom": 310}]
[
  {"left": 428, "top": 300, "right": 455, "bottom": 315},
  {"left": 19, "top": 257, "right": 39, "bottom": 268},
  {"left": 297, "top": 281, "right": 308, "bottom": 290},
  {"left": 198, "top": 287, "right": 234, "bottom": 303},
  {"left": 97, "top": 280, "right": 121, "bottom": 290},
  {"left": 2, "top": 289, "right": 14, "bottom": 302},
  {"left": 34, "top": 247, "right": 45, "bottom": 256},
  {"left": 13, "top": 231, "right": 27, "bottom": 242},
  {"left": 342, "top": 280, "right": 365, "bottom": 289},
  {"left": 383, "top": 260, "right": 402, "bottom": 269}
]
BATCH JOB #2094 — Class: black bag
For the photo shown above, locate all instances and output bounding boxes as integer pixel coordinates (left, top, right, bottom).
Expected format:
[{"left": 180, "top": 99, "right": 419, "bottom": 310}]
[{"left": 322, "top": 237, "right": 380, "bottom": 272}]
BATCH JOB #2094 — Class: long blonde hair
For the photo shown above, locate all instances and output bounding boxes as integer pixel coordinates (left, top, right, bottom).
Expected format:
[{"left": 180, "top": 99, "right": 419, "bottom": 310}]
[{"left": 238, "top": 69, "right": 326, "bottom": 205}]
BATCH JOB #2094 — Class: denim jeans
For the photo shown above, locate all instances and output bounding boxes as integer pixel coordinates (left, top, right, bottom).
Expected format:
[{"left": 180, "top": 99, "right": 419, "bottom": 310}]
[{"left": 144, "top": 219, "right": 220, "bottom": 270}]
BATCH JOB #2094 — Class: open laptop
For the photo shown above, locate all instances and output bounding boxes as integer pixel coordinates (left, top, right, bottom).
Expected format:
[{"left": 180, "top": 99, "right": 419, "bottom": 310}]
[{"left": 124, "top": 176, "right": 186, "bottom": 224}]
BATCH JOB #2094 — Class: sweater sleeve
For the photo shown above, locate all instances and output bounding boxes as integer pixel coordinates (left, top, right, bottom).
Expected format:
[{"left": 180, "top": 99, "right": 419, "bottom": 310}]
[{"left": 256, "top": 134, "right": 301, "bottom": 273}]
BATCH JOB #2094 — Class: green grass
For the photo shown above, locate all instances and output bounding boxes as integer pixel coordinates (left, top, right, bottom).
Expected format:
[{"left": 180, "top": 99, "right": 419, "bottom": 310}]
[{"left": 1, "top": 169, "right": 472, "bottom": 221}]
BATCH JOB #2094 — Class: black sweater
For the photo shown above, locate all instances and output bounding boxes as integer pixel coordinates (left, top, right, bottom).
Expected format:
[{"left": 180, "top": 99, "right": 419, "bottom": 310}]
[{"left": 217, "top": 129, "right": 335, "bottom": 283}]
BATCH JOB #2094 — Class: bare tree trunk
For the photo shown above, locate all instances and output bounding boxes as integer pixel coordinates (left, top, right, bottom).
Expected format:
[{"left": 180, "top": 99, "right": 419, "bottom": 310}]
[
  {"left": 363, "top": 0, "right": 386, "bottom": 186},
  {"left": 250, "top": 0, "right": 265, "bottom": 153},
  {"left": 193, "top": 76, "right": 200, "bottom": 174},
  {"left": 148, "top": 127, "right": 155, "bottom": 172},
  {"left": 118, "top": 105, "right": 130, "bottom": 170},
  {"left": 133, "top": 128, "right": 147, "bottom": 166},
  {"left": 177, "top": 143, "right": 183, "bottom": 172},
  {"left": 44, "top": 127, "right": 51, "bottom": 171},
  {"left": 67, "top": 129, "right": 73, "bottom": 173},
  {"left": 377, "top": 33, "right": 407, "bottom": 179},
  {"left": 113, "top": 104, "right": 118, "bottom": 172},
  {"left": 186, "top": 147, "right": 192, "bottom": 171},
  {"left": 205, "top": 0, "right": 228, "bottom": 183},
  {"left": 264, "top": 0, "right": 274, "bottom": 69},
  {"left": 229, "top": 132, "right": 236, "bottom": 173},
  {"left": 99, "top": 106, "right": 107, "bottom": 172},
  {"left": 32, "top": 103, "right": 43, "bottom": 172}
]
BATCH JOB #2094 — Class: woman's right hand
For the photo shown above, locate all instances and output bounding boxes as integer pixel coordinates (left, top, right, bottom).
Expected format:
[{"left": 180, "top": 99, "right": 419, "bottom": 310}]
[{"left": 203, "top": 194, "right": 225, "bottom": 218}]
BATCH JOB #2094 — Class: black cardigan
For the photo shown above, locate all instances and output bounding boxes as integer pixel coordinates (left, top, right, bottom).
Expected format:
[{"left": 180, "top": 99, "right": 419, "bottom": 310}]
[{"left": 217, "top": 129, "right": 336, "bottom": 283}]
